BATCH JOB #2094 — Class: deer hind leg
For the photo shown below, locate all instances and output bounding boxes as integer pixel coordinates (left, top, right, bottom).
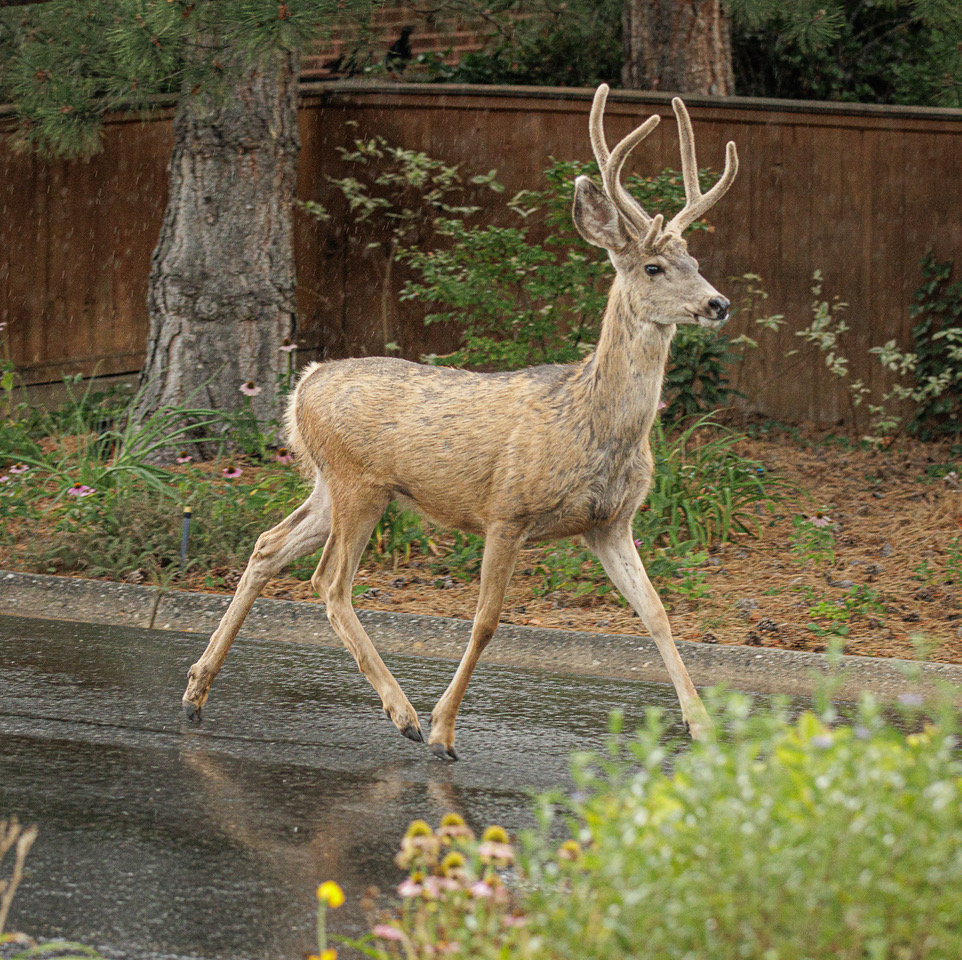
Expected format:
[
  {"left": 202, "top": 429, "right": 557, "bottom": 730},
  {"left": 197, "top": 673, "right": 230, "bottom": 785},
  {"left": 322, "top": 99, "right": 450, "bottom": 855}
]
[
  {"left": 183, "top": 476, "right": 332, "bottom": 721},
  {"left": 311, "top": 487, "right": 424, "bottom": 745},
  {"left": 585, "top": 522, "right": 714, "bottom": 742},
  {"left": 428, "top": 524, "right": 524, "bottom": 761}
]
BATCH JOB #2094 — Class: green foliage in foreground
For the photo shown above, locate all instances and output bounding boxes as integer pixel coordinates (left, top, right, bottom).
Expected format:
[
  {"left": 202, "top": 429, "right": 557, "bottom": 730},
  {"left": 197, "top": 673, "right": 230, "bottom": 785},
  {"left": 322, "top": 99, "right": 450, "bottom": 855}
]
[
  {"left": 353, "top": 694, "right": 962, "bottom": 960},
  {"left": 523, "top": 697, "right": 962, "bottom": 960}
]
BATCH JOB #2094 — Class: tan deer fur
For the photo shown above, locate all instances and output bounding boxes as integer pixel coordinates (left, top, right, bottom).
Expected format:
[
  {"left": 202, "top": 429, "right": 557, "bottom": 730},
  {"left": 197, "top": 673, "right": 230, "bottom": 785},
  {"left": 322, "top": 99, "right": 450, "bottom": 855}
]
[{"left": 182, "top": 85, "right": 739, "bottom": 759}]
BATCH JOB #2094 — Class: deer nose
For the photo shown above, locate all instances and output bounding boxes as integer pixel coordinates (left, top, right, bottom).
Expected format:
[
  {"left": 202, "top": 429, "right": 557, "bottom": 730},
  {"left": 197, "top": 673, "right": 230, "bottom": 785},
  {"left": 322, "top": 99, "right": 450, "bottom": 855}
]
[{"left": 708, "top": 296, "right": 730, "bottom": 319}]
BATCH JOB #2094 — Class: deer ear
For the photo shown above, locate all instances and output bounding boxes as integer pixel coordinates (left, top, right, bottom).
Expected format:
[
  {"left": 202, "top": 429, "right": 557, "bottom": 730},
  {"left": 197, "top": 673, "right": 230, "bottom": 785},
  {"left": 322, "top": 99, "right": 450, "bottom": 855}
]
[{"left": 572, "top": 176, "right": 631, "bottom": 253}]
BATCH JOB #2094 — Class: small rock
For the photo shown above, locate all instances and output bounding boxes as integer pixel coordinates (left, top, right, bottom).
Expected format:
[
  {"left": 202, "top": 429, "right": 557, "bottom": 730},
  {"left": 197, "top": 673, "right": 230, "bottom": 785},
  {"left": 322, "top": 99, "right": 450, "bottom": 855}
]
[
  {"left": 736, "top": 549, "right": 749, "bottom": 559},
  {"left": 902, "top": 611, "right": 920, "bottom": 623},
  {"left": 735, "top": 597, "right": 759, "bottom": 612},
  {"left": 389, "top": 577, "right": 407, "bottom": 589},
  {"left": 872, "top": 491, "right": 884, "bottom": 499},
  {"left": 880, "top": 543, "right": 894, "bottom": 558},
  {"left": 758, "top": 618, "right": 779, "bottom": 632},
  {"left": 701, "top": 632, "right": 718, "bottom": 644},
  {"left": 745, "top": 631, "right": 763, "bottom": 646},
  {"left": 856, "top": 505, "right": 870, "bottom": 516},
  {"left": 865, "top": 563, "right": 884, "bottom": 577}
]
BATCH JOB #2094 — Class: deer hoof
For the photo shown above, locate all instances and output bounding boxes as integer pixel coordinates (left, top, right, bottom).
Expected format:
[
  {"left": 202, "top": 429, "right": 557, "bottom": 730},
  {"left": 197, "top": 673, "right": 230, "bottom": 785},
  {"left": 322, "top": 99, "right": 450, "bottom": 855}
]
[
  {"left": 401, "top": 723, "right": 425, "bottom": 743},
  {"left": 182, "top": 699, "right": 202, "bottom": 724},
  {"left": 429, "top": 742, "right": 459, "bottom": 762}
]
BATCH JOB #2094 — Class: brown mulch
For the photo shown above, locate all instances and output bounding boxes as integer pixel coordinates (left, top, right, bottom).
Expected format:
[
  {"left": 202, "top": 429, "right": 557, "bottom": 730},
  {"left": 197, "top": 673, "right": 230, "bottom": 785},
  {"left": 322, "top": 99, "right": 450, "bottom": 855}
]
[{"left": 175, "top": 431, "right": 962, "bottom": 665}]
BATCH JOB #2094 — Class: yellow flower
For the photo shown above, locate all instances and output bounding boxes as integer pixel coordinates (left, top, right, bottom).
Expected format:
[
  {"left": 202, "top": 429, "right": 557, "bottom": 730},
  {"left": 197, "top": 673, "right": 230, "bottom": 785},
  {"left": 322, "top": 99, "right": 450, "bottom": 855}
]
[
  {"left": 307, "top": 952, "right": 337, "bottom": 960},
  {"left": 481, "top": 825, "right": 509, "bottom": 844},
  {"left": 440, "top": 851, "right": 467, "bottom": 875},
  {"left": 439, "top": 813, "right": 466, "bottom": 828},
  {"left": 316, "top": 881, "right": 345, "bottom": 908},
  {"left": 405, "top": 819, "right": 434, "bottom": 839}
]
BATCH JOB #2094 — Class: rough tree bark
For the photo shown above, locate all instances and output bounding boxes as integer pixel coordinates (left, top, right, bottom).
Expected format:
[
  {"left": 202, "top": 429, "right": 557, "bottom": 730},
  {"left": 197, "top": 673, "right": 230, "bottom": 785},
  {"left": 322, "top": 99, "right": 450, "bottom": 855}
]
[
  {"left": 622, "top": 0, "right": 734, "bottom": 96},
  {"left": 135, "top": 43, "right": 300, "bottom": 449}
]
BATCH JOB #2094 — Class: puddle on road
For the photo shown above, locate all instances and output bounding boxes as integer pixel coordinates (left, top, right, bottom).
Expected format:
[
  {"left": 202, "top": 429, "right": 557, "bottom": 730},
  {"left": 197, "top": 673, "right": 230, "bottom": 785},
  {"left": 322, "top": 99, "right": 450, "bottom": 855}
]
[{"left": 1, "top": 614, "right": 685, "bottom": 960}]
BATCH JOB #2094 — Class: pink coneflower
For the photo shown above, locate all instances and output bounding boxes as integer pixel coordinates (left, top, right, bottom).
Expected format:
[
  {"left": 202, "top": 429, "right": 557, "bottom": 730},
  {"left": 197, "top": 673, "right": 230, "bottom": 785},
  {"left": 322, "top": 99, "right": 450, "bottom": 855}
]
[
  {"left": 176, "top": 451, "right": 192, "bottom": 464},
  {"left": 279, "top": 338, "right": 298, "bottom": 353},
  {"left": 67, "top": 482, "right": 95, "bottom": 498},
  {"left": 9, "top": 463, "right": 29, "bottom": 474},
  {"left": 633, "top": 538, "right": 642, "bottom": 549},
  {"left": 479, "top": 841, "right": 514, "bottom": 864},
  {"left": 274, "top": 447, "right": 293, "bottom": 465},
  {"left": 503, "top": 915, "right": 528, "bottom": 928},
  {"left": 239, "top": 381, "right": 261, "bottom": 397},
  {"left": 470, "top": 880, "right": 493, "bottom": 898},
  {"left": 397, "top": 878, "right": 422, "bottom": 898},
  {"left": 658, "top": 400, "right": 668, "bottom": 410},
  {"left": 0, "top": 475, "right": 8, "bottom": 484},
  {"left": 222, "top": 465, "right": 242, "bottom": 479},
  {"left": 372, "top": 925, "right": 404, "bottom": 942},
  {"left": 809, "top": 512, "right": 832, "bottom": 528}
]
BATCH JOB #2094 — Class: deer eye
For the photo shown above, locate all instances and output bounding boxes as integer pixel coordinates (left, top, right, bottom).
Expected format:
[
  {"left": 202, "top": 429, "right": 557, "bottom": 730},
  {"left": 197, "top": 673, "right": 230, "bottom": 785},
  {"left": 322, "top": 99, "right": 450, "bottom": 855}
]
[{"left": 645, "top": 264, "right": 663, "bottom": 276}]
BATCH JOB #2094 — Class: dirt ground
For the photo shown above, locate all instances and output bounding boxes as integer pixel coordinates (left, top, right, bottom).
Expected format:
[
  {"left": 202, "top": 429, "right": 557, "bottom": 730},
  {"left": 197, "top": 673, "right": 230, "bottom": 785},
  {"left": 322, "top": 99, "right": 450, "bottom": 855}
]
[{"left": 178, "top": 429, "right": 962, "bottom": 665}]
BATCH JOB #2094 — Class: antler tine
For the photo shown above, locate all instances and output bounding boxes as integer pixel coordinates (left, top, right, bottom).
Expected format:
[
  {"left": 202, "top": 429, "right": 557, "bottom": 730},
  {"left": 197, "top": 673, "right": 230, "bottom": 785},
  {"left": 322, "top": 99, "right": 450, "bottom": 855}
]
[
  {"left": 666, "top": 97, "right": 739, "bottom": 236},
  {"left": 589, "top": 84, "right": 661, "bottom": 232}
]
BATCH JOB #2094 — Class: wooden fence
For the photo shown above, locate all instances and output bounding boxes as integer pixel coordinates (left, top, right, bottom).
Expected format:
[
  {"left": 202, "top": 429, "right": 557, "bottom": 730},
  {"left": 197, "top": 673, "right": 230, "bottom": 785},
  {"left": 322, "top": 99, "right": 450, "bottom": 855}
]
[{"left": 2, "top": 82, "right": 962, "bottom": 424}]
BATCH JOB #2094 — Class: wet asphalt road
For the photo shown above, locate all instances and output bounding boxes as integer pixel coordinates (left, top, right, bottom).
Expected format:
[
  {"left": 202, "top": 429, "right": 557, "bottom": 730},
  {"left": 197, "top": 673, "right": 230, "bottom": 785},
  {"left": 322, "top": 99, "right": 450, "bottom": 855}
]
[{"left": 0, "top": 613, "right": 685, "bottom": 960}]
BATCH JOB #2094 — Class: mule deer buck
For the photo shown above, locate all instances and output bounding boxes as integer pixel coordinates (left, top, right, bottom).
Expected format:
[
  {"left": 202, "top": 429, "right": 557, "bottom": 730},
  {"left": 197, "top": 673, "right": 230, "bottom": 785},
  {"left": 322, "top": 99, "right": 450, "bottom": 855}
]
[{"left": 183, "top": 84, "right": 738, "bottom": 758}]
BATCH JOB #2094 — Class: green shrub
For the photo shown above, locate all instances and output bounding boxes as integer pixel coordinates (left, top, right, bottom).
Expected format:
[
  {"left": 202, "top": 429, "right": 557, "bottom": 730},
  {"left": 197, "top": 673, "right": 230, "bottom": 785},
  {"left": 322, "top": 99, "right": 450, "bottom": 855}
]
[
  {"left": 906, "top": 252, "right": 962, "bottom": 439},
  {"left": 351, "top": 694, "right": 962, "bottom": 960}
]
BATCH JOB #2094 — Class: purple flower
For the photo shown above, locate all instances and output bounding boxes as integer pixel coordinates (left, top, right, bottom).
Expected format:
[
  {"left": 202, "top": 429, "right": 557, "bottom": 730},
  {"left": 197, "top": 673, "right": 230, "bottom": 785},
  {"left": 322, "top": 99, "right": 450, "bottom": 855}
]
[
  {"left": 239, "top": 381, "right": 262, "bottom": 397},
  {"left": 222, "top": 465, "right": 242, "bottom": 479},
  {"left": 809, "top": 513, "right": 832, "bottom": 528},
  {"left": 0, "top": 475, "right": 8, "bottom": 484},
  {"left": 176, "top": 451, "right": 193, "bottom": 464},
  {"left": 67, "top": 482, "right": 95, "bottom": 498},
  {"left": 275, "top": 447, "right": 293, "bottom": 465},
  {"left": 372, "top": 925, "right": 404, "bottom": 942},
  {"left": 899, "top": 692, "right": 924, "bottom": 708},
  {"left": 633, "top": 538, "right": 643, "bottom": 549},
  {"left": 657, "top": 400, "right": 668, "bottom": 410},
  {"left": 9, "top": 463, "right": 29, "bottom": 474},
  {"left": 279, "top": 339, "right": 298, "bottom": 353},
  {"left": 397, "top": 878, "right": 422, "bottom": 898},
  {"left": 470, "top": 881, "right": 493, "bottom": 898}
]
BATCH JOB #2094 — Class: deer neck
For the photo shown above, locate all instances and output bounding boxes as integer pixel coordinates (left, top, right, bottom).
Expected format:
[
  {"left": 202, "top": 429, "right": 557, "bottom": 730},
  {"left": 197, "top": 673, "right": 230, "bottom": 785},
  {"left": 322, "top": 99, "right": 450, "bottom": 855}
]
[{"left": 576, "top": 276, "right": 673, "bottom": 440}]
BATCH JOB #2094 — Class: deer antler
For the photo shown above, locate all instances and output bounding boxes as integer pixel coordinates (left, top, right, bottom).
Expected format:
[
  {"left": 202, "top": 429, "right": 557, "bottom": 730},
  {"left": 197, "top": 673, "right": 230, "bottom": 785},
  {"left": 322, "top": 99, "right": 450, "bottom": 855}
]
[
  {"left": 588, "top": 84, "right": 661, "bottom": 235},
  {"left": 588, "top": 85, "right": 738, "bottom": 244},
  {"left": 665, "top": 97, "right": 739, "bottom": 236}
]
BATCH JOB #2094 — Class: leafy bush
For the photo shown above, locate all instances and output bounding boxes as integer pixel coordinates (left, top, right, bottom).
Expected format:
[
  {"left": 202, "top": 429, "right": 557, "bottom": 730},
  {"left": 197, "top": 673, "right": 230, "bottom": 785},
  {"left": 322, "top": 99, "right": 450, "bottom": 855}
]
[
  {"left": 348, "top": 694, "right": 962, "bottom": 959},
  {"left": 906, "top": 252, "right": 962, "bottom": 439},
  {"left": 402, "top": 156, "right": 758, "bottom": 419},
  {"left": 416, "top": 0, "right": 622, "bottom": 89}
]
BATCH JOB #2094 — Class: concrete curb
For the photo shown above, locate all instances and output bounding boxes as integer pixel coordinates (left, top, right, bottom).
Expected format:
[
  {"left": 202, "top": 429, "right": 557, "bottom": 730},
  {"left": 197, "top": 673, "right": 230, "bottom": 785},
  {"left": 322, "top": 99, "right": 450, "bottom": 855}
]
[{"left": 2, "top": 569, "right": 961, "bottom": 701}]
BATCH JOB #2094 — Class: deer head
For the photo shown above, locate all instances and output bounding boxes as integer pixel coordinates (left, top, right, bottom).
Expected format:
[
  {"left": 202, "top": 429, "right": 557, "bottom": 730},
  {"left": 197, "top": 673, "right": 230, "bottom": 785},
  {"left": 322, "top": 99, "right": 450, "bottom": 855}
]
[{"left": 572, "top": 84, "right": 738, "bottom": 330}]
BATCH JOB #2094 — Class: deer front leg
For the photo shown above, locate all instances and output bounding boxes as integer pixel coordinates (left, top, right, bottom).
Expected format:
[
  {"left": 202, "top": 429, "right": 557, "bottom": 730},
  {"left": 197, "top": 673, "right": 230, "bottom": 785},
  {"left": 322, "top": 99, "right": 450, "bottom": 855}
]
[
  {"left": 312, "top": 491, "right": 424, "bottom": 745},
  {"left": 183, "top": 479, "right": 332, "bottom": 721},
  {"left": 585, "top": 522, "right": 714, "bottom": 742},
  {"left": 429, "top": 524, "right": 524, "bottom": 761}
]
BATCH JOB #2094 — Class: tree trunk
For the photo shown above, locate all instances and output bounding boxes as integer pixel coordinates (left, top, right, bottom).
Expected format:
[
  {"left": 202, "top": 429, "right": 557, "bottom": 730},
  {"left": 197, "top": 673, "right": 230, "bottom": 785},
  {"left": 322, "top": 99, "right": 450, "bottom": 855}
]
[
  {"left": 135, "top": 43, "right": 300, "bottom": 452},
  {"left": 622, "top": 0, "right": 734, "bottom": 96}
]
